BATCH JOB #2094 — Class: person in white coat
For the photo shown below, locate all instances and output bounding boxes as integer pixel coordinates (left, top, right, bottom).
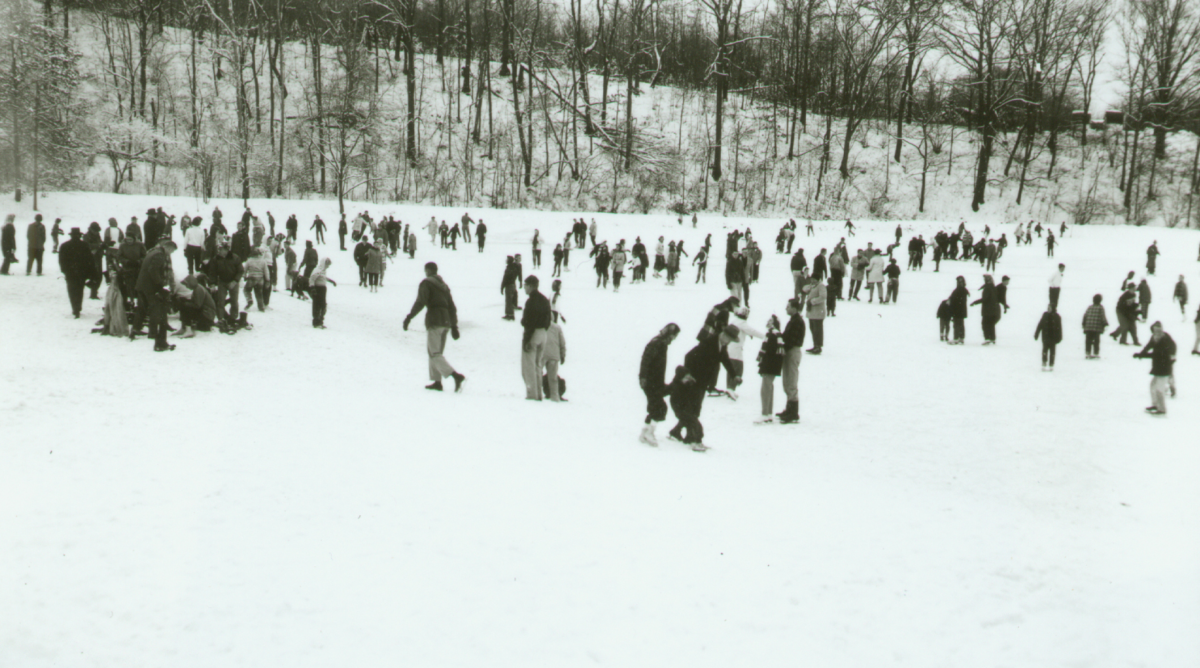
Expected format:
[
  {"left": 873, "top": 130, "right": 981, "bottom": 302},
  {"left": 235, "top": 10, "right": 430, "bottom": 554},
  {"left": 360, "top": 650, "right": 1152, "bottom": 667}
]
[
  {"left": 723, "top": 308, "right": 765, "bottom": 399},
  {"left": 1048, "top": 263, "right": 1065, "bottom": 309},
  {"left": 866, "top": 251, "right": 887, "bottom": 303},
  {"left": 542, "top": 312, "right": 567, "bottom": 401},
  {"left": 426, "top": 217, "right": 439, "bottom": 245}
]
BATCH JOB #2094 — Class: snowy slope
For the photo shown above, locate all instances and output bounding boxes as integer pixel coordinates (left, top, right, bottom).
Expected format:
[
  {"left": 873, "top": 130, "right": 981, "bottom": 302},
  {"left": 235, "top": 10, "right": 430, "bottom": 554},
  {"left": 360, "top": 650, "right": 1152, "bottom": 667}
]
[{"left": 2, "top": 192, "right": 1198, "bottom": 667}]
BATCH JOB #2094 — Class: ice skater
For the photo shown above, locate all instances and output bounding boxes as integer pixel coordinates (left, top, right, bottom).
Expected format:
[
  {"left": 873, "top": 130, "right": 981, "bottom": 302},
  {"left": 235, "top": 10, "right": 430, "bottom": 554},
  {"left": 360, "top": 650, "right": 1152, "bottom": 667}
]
[{"left": 403, "top": 262, "right": 465, "bottom": 392}]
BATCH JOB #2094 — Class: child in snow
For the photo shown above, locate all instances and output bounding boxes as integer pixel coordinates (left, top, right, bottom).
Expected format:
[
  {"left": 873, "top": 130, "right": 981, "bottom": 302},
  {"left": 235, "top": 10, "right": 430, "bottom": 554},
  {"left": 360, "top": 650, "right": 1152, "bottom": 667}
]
[
  {"left": 542, "top": 311, "right": 567, "bottom": 402},
  {"left": 1081, "top": 294, "right": 1109, "bottom": 359},
  {"left": 1035, "top": 303, "right": 1063, "bottom": 370},
  {"left": 754, "top": 316, "right": 784, "bottom": 424},
  {"left": 937, "top": 299, "right": 951, "bottom": 342}
]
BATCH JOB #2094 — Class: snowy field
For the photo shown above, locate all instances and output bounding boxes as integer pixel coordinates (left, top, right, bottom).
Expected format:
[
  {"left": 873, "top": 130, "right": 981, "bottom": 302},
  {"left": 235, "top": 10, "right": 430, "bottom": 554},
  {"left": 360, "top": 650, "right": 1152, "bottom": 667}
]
[{"left": 2, "top": 192, "right": 1199, "bottom": 667}]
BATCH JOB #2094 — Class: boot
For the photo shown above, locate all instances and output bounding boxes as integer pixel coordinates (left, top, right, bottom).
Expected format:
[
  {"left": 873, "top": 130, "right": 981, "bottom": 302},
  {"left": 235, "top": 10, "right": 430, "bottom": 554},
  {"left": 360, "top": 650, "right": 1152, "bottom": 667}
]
[
  {"left": 237, "top": 312, "right": 249, "bottom": 328},
  {"left": 451, "top": 372, "right": 466, "bottom": 393},
  {"left": 179, "top": 327, "right": 196, "bottom": 339},
  {"left": 639, "top": 424, "right": 659, "bottom": 446},
  {"left": 779, "top": 400, "right": 800, "bottom": 424}
]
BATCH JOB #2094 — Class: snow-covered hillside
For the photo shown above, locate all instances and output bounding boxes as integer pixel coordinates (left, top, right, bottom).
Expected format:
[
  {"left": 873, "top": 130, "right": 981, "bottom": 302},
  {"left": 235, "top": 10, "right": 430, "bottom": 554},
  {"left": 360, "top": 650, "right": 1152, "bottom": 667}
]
[{"left": 2, "top": 192, "right": 1198, "bottom": 667}]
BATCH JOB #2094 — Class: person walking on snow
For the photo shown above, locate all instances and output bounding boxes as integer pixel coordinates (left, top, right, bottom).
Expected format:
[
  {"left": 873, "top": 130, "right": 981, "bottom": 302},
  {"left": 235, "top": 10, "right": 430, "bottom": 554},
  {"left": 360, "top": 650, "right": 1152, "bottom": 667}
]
[
  {"left": 1035, "top": 303, "right": 1063, "bottom": 370},
  {"left": 1174, "top": 275, "right": 1188, "bottom": 316},
  {"left": 1082, "top": 294, "right": 1109, "bottom": 359},
  {"left": 1048, "top": 263, "right": 1064, "bottom": 309},
  {"left": 971, "top": 274, "right": 1002, "bottom": 344},
  {"left": 475, "top": 220, "right": 487, "bottom": 252},
  {"left": 26, "top": 214, "right": 46, "bottom": 276},
  {"left": 948, "top": 276, "right": 970, "bottom": 344},
  {"left": 1146, "top": 241, "right": 1160, "bottom": 275},
  {"left": 311, "top": 216, "right": 327, "bottom": 244},
  {"left": 404, "top": 262, "right": 465, "bottom": 392},
  {"left": 639, "top": 323, "right": 681, "bottom": 445},
  {"left": 1135, "top": 321, "right": 1176, "bottom": 415}
]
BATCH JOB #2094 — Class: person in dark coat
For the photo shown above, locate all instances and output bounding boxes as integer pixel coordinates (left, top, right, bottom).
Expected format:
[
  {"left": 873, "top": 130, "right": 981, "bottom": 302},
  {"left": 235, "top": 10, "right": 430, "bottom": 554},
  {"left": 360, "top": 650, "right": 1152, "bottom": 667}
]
[
  {"left": 1134, "top": 322, "right": 1176, "bottom": 414},
  {"left": 1082, "top": 293, "right": 1109, "bottom": 359},
  {"left": 285, "top": 214, "right": 298, "bottom": 243},
  {"left": 970, "top": 274, "right": 1001, "bottom": 344},
  {"left": 1034, "top": 303, "right": 1063, "bottom": 370},
  {"left": 1137, "top": 278, "right": 1152, "bottom": 320},
  {"left": 51, "top": 218, "right": 63, "bottom": 253},
  {"left": 354, "top": 237, "right": 372, "bottom": 286},
  {"left": 206, "top": 244, "right": 244, "bottom": 323},
  {"left": 1146, "top": 242, "right": 1160, "bottom": 276},
  {"left": 669, "top": 326, "right": 735, "bottom": 449},
  {"left": 639, "top": 323, "right": 681, "bottom": 445},
  {"left": 777, "top": 299, "right": 805, "bottom": 423},
  {"left": 1111, "top": 284, "right": 1141, "bottom": 346},
  {"left": 84, "top": 222, "right": 105, "bottom": 298},
  {"left": 404, "top": 261, "right": 466, "bottom": 392},
  {"left": 26, "top": 214, "right": 46, "bottom": 276},
  {"left": 338, "top": 217, "right": 348, "bottom": 250},
  {"left": 948, "top": 276, "right": 970, "bottom": 344},
  {"left": 135, "top": 240, "right": 179, "bottom": 351},
  {"left": 117, "top": 234, "right": 147, "bottom": 305},
  {"left": 476, "top": 219, "right": 487, "bottom": 252},
  {"left": 58, "top": 228, "right": 97, "bottom": 317},
  {"left": 143, "top": 209, "right": 164, "bottom": 248},
  {"left": 231, "top": 222, "right": 252, "bottom": 263},
  {"left": 301, "top": 240, "right": 319, "bottom": 279},
  {"left": 520, "top": 275, "right": 553, "bottom": 400},
  {"left": 501, "top": 256, "right": 521, "bottom": 320},
  {"left": 311, "top": 216, "right": 327, "bottom": 244},
  {"left": 1, "top": 214, "right": 17, "bottom": 275},
  {"left": 811, "top": 249, "right": 828, "bottom": 282}
]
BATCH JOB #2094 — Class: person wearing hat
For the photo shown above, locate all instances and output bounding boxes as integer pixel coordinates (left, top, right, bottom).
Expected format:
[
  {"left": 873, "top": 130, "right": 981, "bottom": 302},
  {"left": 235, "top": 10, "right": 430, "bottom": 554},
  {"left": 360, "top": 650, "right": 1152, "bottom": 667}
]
[
  {"left": 0, "top": 214, "right": 16, "bottom": 275},
  {"left": 135, "top": 239, "right": 179, "bottom": 351},
  {"left": 403, "top": 261, "right": 465, "bottom": 391},
  {"left": 177, "top": 273, "right": 216, "bottom": 337},
  {"left": 143, "top": 209, "right": 164, "bottom": 248},
  {"left": 520, "top": 274, "right": 553, "bottom": 400},
  {"left": 24, "top": 213, "right": 46, "bottom": 276},
  {"left": 58, "top": 228, "right": 97, "bottom": 317}
]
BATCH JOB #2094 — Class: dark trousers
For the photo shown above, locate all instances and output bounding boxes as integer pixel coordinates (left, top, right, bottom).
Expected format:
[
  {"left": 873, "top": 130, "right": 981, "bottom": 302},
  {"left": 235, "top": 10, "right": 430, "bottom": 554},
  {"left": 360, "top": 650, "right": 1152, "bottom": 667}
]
[
  {"left": 1, "top": 249, "right": 16, "bottom": 274},
  {"left": 311, "top": 285, "right": 327, "bottom": 326},
  {"left": 1049, "top": 287, "right": 1060, "bottom": 309},
  {"left": 849, "top": 279, "right": 862, "bottom": 300},
  {"left": 953, "top": 316, "right": 965, "bottom": 341},
  {"left": 185, "top": 245, "right": 202, "bottom": 274},
  {"left": 180, "top": 305, "right": 213, "bottom": 331},
  {"left": 644, "top": 388, "right": 668, "bottom": 423},
  {"left": 504, "top": 285, "right": 518, "bottom": 318},
  {"left": 1085, "top": 332, "right": 1101, "bottom": 356},
  {"left": 26, "top": 248, "right": 44, "bottom": 275},
  {"left": 339, "top": 232, "right": 346, "bottom": 250},
  {"left": 66, "top": 276, "right": 85, "bottom": 315},
  {"left": 533, "top": 250, "right": 541, "bottom": 267},
  {"left": 669, "top": 391, "right": 705, "bottom": 444},
  {"left": 314, "top": 229, "right": 325, "bottom": 244},
  {"left": 143, "top": 290, "right": 169, "bottom": 347},
  {"left": 939, "top": 317, "right": 950, "bottom": 340},
  {"left": 613, "top": 271, "right": 623, "bottom": 289},
  {"left": 553, "top": 258, "right": 562, "bottom": 276},
  {"left": 810, "top": 319, "right": 824, "bottom": 349},
  {"left": 214, "top": 282, "right": 239, "bottom": 322},
  {"left": 478, "top": 235, "right": 486, "bottom": 252},
  {"left": 982, "top": 314, "right": 998, "bottom": 342},
  {"left": 1041, "top": 341, "right": 1057, "bottom": 366},
  {"left": 696, "top": 263, "right": 706, "bottom": 283}
]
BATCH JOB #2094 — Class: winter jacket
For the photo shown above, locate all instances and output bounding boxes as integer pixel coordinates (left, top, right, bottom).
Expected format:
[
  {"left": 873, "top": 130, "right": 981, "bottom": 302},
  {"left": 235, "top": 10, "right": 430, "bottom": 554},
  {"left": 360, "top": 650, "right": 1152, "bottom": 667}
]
[
  {"left": 790, "top": 252, "right": 807, "bottom": 273},
  {"left": 1117, "top": 290, "right": 1139, "bottom": 320},
  {"left": 118, "top": 238, "right": 147, "bottom": 271},
  {"left": 611, "top": 249, "right": 628, "bottom": 272},
  {"left": 521, "top": 290, "right": 553, "bottom": 340},
  {"left": 805, "top": 283, "right": 827, "bottom": 320},
  {"left": 27, "top": 221, "right": 46, "bottom": 249},
  {"left": 302, "top": 247, "right": 319, "bottom": 271},
  {"left": 850, "top": 255, "right": 868, "bottom": 281},
  {"left": 243, "top": 256, "right": 270, "bottom": 281},
  {"left": 406, "top": 275, "right": 459, "bottom": 328},
  {"left": 725, "top": 257, "right": 744, "bottom": 284},
  {"left": 829, "top": 253, "right": 845, "bottom": 274},
  {"left": 1034, "top": 311, "right": 1063, "bottom": 345},
  {"left": 949, "top": 286, "right": 970, "bottom": 319},
  {"left": 365, "top": 248, "right": 383, "bottom": 274},
  {"left": 757, "top": 331, "right": 785, "bottom": 376},
  {"left": 1081, "top": 305, "right": 1108, "bottom": 332},
  {"left": 135, "top": 246, "right": 174, "bottom": 294},
  {"left": 1048, "top": 270, "right": 1063, "bottom": 289},
  {"left": 812, "top": 255, "right": 827, "bottom": 280},
  {"left": 208, "top": 254, "right": 244, "bottom": 284},
  {"left": 544, "top": 323, "right": 566, "bottom": 363},
  {"left": 143, "top": 216, "right": 164, "bottom": 248},
  {"left": 1176, "top": 281, "right": 1189, "bottom": 303},
  {"left": 782, "top": 313, "right": 807, "bottom": 352},
  {"left": 937, "top": 300, "right": 951, "bottom": 321},
  {"left": 684, "top": 332, "right": 727, "bottom": 389},
  {"left": 640, "top": 334, "right": 672, "bottom": 391},
  {"left": 103, "top": 225, "right": 124, "bottom": 246},
  {"left": 1136, "top": 334, "right": 1176, "bottom": 376},
  {"left": 180, "top": 275, "right": 217, "bottom": 324},
  {"left": 971, "top": 284, "right": 1001, "bottom": 319},
  {"left": 231, "top": 230, "right": 251, "bottom": 262},
  {"left": 58, "top": 238, "right": 96, "bottom": 280},
  {"left": 1, "top": 222, "right": 15, "bottom": 252},
  {"left": 1137, "top": 280, "right": 1152, "bottom": 305},
  {"left": 866, "top": 255, "right": 887, "bottom": 282}
]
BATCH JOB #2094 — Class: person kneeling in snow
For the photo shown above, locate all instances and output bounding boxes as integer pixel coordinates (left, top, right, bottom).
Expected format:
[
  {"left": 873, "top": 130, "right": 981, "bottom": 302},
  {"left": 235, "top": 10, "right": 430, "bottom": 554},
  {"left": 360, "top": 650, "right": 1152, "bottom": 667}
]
[{"left": 176, "top": 273, "right": 217, "bottom": 337}]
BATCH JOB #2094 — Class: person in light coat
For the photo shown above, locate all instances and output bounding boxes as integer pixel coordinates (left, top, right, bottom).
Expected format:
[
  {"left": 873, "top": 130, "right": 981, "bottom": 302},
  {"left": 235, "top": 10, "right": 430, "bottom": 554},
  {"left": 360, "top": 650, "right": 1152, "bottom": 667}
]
[
  {"left": 542, "top": 311, "right": 567, "bottom": 402},
  {"left": 803, "top": 276, "right": 826, "bottom": 354},
  {"left": 866, "top": 251, "right": 887, "bottom": 303},
  {"left": 723, "top": 309, "right": 765, "bottom": 398}
]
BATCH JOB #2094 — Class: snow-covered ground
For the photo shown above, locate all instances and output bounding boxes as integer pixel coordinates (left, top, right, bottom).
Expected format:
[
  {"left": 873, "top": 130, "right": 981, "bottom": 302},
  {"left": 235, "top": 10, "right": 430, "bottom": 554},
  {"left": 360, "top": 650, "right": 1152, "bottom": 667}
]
[{"left": 2, "top": 192, "right": 1198, "bottom": 667}]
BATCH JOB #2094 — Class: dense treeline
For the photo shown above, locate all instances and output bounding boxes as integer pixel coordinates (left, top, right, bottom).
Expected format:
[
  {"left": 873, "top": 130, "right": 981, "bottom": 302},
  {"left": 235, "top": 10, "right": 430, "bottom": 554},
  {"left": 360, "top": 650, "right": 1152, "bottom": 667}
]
[{"left": 3, "top": 0, "right": 1200, "bottom": 223}]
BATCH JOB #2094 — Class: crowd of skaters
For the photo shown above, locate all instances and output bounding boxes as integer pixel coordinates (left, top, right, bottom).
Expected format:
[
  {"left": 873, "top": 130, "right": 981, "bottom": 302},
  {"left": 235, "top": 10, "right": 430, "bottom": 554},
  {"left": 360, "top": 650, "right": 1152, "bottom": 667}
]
[{"left": 5, "top": 206, "right": 1198, "bottom": 434}]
